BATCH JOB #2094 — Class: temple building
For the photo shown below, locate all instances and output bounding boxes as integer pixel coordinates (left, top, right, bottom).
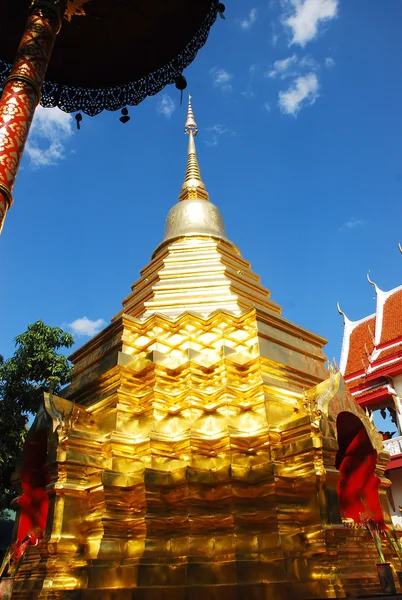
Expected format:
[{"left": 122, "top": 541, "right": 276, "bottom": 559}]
[
  {"left": 7, "top": 98, "right": 402, "bottom": 599},
  {"left": 339, "top": 275, "right": 402, "bottom": 528}
]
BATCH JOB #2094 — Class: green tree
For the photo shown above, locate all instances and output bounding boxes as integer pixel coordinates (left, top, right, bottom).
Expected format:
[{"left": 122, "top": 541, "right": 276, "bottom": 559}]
[{"left": 0, "top": 322, "right": 74, "bottom": 515}]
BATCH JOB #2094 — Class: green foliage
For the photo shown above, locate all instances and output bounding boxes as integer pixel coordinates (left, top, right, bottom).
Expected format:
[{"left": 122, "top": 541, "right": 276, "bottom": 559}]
[{"left": 0, "top": 322, "right": 74, "bottom": 515}]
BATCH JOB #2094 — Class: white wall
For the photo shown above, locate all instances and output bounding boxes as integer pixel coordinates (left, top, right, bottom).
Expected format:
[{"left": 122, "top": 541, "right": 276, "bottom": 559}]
[
  {"left": 387, "top": 469, "right": 402, "bottom": 529},
  {"left": 391, "top": 374, "right": 402, "bottom": 434}
]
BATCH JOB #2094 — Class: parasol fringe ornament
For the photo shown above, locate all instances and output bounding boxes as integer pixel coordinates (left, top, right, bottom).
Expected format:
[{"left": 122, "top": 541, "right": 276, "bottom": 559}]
[
  {"left": 175, "top": 74, "right": 188, "bottom": 105},
  {"left": 75, "top": 112, "right": 82, "bottom": 129},
  {"left": 119, "top": 107, "right": 130, "bottom": 124}
]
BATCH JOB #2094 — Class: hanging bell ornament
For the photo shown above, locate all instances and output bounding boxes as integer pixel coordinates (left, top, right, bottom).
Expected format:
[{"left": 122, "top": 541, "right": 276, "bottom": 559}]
[
  {"left": 120, "top": 107, "right": 130, "bottom": 124},
  {"left": 175, "top": 74, "right": 187, "bottom": 91},
  {"left": 218, "top": 3, "right": 226, "bottom": 19},
  {"left": 75, "top": 113, "right": 83, "bottom": 130},
  {"left": 175, "top": 74, "right": 187, "bottom": 105}
]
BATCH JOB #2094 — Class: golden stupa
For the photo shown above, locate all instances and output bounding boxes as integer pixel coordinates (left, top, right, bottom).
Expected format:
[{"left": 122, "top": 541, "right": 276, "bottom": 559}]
[{"left": 10, "top": 98, "right": 400, "bottom": 599}]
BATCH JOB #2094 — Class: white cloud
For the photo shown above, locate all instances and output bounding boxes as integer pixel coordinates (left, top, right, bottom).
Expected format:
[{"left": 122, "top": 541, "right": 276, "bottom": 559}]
[
  {"left": 26, "top": 106, "right": 73, "bottom": 168},
  {"left": 339, "top": 219, "right": 365, "bottom": 231},
  {"left": 267, "top": 54, "right": 298, "bottom": 79},
  {"left": 267, "top": 53, "right": 319, "bottom": 79},
  {"left": 157, "top": 94, "right": 176, "bottom": 119},
  {"left": 240, "top": 8, "right": 257, "bottom": 30},
  {"left": 242, "top": 64, "right": 258, "bottom": 99},
  {"left": 299, "top": 55, "right": 319, "bottom": 69},
  {"left": 325, "top": 56, "right": 335, "bottom": 68},
  {"left": 270, "top": 21, "right": 279, "bottom": 46},
  {"left": 205, "top": 124, "right": 234, "bottom": 147},
  {"left": 283, "top": 0, "right": 338, "bottom": 47},
  {"left": 68, "top": 316, "right": 107, "bottom": 337},
  {"left": 264, "top": 102, "right": 272, "bottom": 113},
  {"left": 278, "top": 72, "right": 319, "bottom": 115},
  {"left": 210, "top": 67, "right": 233, "bottom": 92}
]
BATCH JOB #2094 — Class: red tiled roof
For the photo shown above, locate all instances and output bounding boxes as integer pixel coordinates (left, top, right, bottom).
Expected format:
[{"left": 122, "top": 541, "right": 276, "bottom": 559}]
[
  {"left": 345, "top": 316, "right": 375, "bottom": 377},
  {"left": 375, "top": 343, "right": 402, "bottom": 364},
  {"left": 341, "top": 283, "right": 402, "bottom": 383},
  {"left": 380, "top": 288, "right": 402, "bottom": 346},
  {"left": 353, "top": 382, "right": 388, "bottom": 399},
  {"left": 345, "top": 374, "right": 366, "bottom": 388}
]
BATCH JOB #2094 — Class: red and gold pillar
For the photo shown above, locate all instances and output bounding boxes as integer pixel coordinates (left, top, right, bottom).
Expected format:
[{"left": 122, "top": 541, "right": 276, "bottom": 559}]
[{"left": 0, "top": 0, "right": 66, "bottom": 233}]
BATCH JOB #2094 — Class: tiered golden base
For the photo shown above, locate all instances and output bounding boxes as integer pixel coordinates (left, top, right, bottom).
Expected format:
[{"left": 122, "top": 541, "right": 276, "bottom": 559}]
[{"left": 10, "top": 308, "right": 396, "bottom": 599}]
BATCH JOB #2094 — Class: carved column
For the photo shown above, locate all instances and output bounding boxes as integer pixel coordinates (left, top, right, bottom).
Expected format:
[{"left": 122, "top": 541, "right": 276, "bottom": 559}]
[{"left": 0, "top": 0, "right": 66, "bottom": 233}]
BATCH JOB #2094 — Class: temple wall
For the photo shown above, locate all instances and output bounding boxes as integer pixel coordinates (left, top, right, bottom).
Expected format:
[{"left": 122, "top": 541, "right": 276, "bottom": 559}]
[{"left": 388, "top": 469, "right": 402, "bottom": 528}]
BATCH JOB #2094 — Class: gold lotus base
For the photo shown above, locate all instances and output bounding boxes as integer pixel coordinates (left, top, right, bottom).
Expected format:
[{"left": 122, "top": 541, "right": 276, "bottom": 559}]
[{"left": 10, "top": 307, "right": 399, "bottom": 599}]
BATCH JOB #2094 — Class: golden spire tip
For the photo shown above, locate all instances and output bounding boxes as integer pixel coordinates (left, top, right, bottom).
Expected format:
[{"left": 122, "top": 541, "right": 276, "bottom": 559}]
[{"left": 184, "top": 93, "right": 198, "bottom": 136}]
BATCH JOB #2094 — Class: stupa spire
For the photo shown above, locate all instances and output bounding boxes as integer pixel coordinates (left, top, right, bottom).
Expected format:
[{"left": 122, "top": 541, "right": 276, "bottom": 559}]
[
  {"left": 179, "top": 94, "right": 209, "bottom": 201},
  {"left": 157, "top": 94, "right": 227, "bottom": 248}
]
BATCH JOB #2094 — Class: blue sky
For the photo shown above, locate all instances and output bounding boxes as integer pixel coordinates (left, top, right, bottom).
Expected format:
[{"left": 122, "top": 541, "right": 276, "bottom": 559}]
[{"left": 2, "top": 0, "right": 402, "bottom": 367}]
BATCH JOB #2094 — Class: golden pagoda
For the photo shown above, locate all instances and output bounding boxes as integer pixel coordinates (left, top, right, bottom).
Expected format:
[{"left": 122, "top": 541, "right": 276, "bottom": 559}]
[{"left": 9, "top": 98, "right": 401, "bottom": 599}]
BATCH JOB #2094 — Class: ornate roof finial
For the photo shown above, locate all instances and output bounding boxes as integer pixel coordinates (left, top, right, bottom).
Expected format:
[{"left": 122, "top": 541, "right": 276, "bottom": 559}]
[
  {"left": 179, "top": 94, "right": 209, "bottom": 201},
  {"left": 367, "top": 270, "right": 376, "bottom": 287},
  {"left": 337, "top": 302, "right": 346, "bottom": 321}
]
